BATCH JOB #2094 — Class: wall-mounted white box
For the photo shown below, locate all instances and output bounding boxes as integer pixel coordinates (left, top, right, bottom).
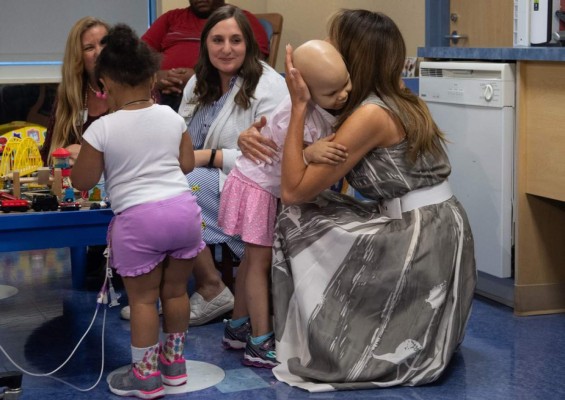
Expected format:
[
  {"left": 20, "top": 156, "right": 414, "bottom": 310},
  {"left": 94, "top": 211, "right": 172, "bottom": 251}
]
[
  {"left": 514, "top": 0, "right": 561, "bottom": 46},
  {"left": 514, "top": 0, "right": 530, "bottom": 46}
]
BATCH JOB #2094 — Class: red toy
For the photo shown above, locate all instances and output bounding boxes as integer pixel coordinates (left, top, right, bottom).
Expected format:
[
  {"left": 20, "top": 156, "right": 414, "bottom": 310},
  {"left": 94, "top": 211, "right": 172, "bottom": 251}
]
[
  {"left": 0, "top": 192, "right": 30, "bottom": 213},
  {"left": 51, "top": 148, "right": 72, "bottom": 169},
  {"left": 59, "top": 200, "right": 81, "bottom": 211}
]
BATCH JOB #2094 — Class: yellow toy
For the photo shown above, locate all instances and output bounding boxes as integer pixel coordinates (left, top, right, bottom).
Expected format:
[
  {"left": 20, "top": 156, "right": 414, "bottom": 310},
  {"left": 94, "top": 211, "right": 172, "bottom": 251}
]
[
  {"left": 0, "top": 121, "right": 46, "bottom": 147},
  {"left": 0, "top": 122, "right": 66, "bottom": 198},
  {"left": 0, "top": 137, "right": 43, "bottom": 180},
  {"left": 0, "top": 121, "right": 46, "bottom": 190},
  {"left": 0, "top": 135, "right": 51, "bottom": 197}
]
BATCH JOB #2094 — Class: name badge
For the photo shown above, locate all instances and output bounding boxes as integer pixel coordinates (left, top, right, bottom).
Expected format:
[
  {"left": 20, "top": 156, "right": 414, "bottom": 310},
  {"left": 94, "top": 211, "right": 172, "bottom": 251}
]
[{"left": 178, "top": 99, "right": 197, "bottom": 119}]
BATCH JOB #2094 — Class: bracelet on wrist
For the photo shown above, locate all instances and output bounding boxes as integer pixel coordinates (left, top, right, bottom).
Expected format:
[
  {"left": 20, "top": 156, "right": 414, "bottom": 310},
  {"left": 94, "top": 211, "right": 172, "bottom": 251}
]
[
  {"left": 207, "top": 149, "right": 217, "bottom": 168},
  {"left": 302, "top": 150, "right": 309, "bottom": 166}
]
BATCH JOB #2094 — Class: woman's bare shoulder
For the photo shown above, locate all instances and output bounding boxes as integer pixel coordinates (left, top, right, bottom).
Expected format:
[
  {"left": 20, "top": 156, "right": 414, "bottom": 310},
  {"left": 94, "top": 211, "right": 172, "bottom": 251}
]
[{"left": 337, "top": 103, "right": 397, "bottom": 149}]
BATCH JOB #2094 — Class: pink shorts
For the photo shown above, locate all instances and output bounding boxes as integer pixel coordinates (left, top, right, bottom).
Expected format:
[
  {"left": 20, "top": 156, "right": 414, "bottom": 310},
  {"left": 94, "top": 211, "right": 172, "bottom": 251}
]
[
  {"left": 218, "top": 168, "right": 277, "bottom": 247},
  {"left": 108, "top": 192, "right": 205, "bottom": 277}
]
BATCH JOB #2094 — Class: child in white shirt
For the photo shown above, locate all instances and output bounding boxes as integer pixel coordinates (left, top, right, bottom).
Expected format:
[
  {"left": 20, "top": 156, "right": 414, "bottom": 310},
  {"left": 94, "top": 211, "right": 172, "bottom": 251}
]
[{"left": 72, "top": 24, "right": 204, "bottom": 398}]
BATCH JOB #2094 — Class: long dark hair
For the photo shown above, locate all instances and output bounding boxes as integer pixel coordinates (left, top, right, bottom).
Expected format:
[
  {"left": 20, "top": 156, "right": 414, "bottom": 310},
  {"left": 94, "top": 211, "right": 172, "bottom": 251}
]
[
  {"left": 328, "top": 9, "right": 446, "bottom": 161},
  {"left": 193, "top": 5, "right": 262, "bottom": 109}
]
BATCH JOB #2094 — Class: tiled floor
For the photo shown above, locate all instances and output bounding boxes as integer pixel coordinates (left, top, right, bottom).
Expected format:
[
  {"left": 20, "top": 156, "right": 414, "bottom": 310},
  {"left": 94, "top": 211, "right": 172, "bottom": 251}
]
[{"left": 1, "top": 248, "right": 565, "bottom": 400}]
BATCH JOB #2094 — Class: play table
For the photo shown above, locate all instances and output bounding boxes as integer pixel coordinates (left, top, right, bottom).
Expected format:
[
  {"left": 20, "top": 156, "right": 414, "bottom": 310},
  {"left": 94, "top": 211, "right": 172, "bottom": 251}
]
[{"left": 0, "top": 208, "right": 114, "bottom": 289}]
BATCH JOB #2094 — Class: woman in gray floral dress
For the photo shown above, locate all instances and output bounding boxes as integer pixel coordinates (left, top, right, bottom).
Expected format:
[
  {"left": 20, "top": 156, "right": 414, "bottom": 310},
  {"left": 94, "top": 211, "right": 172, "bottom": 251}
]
[{"left": 271, "top": 10, "right": 476, "bottom": 391}]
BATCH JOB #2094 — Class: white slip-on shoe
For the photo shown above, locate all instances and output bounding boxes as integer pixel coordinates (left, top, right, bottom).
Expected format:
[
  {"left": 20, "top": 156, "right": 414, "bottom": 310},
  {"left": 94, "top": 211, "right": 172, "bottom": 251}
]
[
  {"left": 120, "top": 305, "right": 131, "bottom": 320},
  {"left": 120, "top": 302, "right": 163, "bottom": 320},
  {"left": 190, "top": 287, "right": 234, "bottom": 326}
]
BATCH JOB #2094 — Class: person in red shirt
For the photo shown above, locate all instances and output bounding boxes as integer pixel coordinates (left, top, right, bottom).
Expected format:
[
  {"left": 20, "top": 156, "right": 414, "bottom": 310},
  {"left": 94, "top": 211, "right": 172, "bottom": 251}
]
[{"left": 142, "top": 0, "right": 269, "bottom": 111}]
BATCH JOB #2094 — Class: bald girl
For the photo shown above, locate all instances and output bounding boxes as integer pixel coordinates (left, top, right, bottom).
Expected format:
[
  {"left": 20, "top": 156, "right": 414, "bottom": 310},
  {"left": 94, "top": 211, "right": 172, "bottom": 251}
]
[{"left": 292, "top": 40, "right": 351, "bottom": 111}]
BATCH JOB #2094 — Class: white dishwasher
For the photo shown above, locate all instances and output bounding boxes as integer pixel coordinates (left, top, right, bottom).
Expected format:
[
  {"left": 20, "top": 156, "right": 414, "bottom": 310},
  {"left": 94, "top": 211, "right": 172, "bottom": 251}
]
[{"left": 419, "top": 61, "right": 516, "bottom": 281}]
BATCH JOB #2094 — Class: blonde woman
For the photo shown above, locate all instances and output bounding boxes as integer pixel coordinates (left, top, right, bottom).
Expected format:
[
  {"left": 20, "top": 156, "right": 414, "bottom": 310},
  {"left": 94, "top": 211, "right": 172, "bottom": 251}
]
[{"left": 41, "top": 16, "right": 110, "bottom": 166}]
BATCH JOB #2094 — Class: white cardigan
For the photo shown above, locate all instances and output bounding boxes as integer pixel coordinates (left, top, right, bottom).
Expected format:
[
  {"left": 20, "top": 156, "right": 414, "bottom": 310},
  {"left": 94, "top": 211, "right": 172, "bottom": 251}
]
[{"left": 179, "top": 61, "right": 288, "bottom": 190}]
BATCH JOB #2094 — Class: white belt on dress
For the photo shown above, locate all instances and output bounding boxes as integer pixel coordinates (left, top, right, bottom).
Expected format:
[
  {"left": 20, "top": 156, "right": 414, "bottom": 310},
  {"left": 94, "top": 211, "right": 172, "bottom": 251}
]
[{"left": 379, "top": 180, "right": 453, "bottom": 219}]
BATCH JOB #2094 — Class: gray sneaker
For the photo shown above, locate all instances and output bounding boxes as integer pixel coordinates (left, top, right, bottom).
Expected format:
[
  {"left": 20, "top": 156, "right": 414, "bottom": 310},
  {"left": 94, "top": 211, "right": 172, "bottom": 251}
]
[
  {"left": 158, "top": 353, "right": 187, "bottom": 386},
  {"left": 222, "top": 319, "right": 251, "bottom": 350},
  {"left": 242, "top": 335, "right": 279, "bottom": 369},
  {"left": 190, "top": 287, "right": 234, "bottom": 326},
  {"left": 108, "top": 366, "right": 164, "bottom": 399}
]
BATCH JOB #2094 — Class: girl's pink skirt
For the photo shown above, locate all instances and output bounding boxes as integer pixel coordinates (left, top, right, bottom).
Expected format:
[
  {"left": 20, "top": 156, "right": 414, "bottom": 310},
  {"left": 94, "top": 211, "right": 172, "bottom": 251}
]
[{"left": 218, "top": 168, "right": 277, "bottom": 247}]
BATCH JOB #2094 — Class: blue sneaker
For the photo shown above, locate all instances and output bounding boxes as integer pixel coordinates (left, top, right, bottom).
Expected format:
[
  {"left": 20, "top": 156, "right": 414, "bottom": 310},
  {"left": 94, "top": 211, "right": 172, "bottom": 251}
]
[
  {"left": 222, "top": 319, "right": 251, "bottom": 350},
  {"left": 242, "top": 335, "right": 279, "bottom": 369}
]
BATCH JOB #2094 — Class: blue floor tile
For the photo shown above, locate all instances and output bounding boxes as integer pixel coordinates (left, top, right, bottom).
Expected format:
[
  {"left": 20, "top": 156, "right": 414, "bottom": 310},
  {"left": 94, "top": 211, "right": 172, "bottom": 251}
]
[
  {"left": 216, "top": 368, "right": 271, "bottom": 393},
  {"left": 2, "top": 249, "right": 565, "bottom": 399}
]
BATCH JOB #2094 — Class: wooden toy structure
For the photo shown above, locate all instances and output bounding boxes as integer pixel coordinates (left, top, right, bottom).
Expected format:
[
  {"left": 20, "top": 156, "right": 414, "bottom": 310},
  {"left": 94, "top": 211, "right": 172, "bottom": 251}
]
[
  {"left": 0, "top": 136, "right": 42, "bottom": 177},
  {"left": 0, "top": 136, "right": 62, "bottom": 198}
]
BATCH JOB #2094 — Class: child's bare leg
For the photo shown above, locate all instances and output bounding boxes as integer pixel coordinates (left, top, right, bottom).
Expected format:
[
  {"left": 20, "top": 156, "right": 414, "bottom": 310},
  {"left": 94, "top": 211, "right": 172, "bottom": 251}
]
[
  {"left": 244, "top": 244, "right": 273, "bottom": 337},
  {"left": 161, "top": 256, "right": 194, "bottom": 333},
  {"left": 110, "top": 264, "right": 165, "bottom": 397},
  {"left": 159, "top": 256, "right": 195, "bottom": 386},
  {"left": 231, "top": 254, "right": 249, "bottom": 320},
  {"left": 122, "top": 263, "right": 163, "bottom": 348}
]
